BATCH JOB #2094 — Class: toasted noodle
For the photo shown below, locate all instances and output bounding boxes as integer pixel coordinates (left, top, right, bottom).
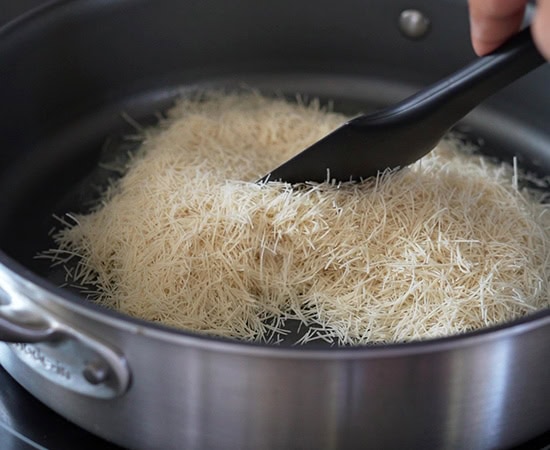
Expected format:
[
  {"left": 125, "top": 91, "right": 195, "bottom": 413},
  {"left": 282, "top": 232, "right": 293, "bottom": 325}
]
[{"left": 44, "top": 92, "right": 550, "bottom": 345}]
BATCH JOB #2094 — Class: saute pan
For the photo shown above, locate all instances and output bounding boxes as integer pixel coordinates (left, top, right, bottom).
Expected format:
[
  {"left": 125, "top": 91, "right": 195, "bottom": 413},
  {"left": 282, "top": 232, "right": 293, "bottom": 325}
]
[{"left": 0, "top": 0, "right": 548, "bottom": 449}]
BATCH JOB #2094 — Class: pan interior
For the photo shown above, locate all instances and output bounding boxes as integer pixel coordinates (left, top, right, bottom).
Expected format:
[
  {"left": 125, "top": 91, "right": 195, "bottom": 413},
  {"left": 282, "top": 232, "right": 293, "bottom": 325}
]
[{"left": 0, "top": 73, "right": 549, "bottom": 346}]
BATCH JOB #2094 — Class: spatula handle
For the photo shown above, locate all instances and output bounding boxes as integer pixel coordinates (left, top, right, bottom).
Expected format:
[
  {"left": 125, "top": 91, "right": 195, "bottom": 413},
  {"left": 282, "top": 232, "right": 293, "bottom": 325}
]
[{"left": 356, "top": 26, "right": 546, "bottom": 132}]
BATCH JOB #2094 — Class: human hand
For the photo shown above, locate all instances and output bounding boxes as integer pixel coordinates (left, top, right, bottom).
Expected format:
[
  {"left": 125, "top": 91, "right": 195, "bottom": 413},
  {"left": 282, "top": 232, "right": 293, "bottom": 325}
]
[{"left": 468, "top": 0, "right": 550, "bottom": 59}]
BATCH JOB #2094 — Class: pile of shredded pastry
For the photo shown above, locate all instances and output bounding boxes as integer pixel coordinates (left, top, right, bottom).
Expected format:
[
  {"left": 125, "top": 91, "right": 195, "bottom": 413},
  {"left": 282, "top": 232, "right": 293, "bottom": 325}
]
[{"left": 44, "top": 92, "right": 550, "bottom": 345}]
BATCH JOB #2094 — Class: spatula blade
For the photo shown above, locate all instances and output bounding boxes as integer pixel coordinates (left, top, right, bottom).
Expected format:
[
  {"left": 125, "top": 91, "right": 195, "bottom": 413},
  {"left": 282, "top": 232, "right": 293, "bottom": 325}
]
[{"left": 258, "top": 118, "right": 437, "bottom": 184}]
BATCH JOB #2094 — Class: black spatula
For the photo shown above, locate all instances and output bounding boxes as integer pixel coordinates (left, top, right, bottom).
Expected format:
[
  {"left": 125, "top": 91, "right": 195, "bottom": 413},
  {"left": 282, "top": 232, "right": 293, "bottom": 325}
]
[{"left": 261, "top": 27, "right": 546, "bottom": 184}]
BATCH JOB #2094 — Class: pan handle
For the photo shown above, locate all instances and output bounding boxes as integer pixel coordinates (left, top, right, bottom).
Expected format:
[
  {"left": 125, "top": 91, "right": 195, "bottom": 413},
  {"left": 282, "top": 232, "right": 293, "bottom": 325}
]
[
  {"left": 0, "top": 267, "right": 130, "bottom": 399},
  {"left": 0, "top": 306, "right": 61, "bottom": 342}
]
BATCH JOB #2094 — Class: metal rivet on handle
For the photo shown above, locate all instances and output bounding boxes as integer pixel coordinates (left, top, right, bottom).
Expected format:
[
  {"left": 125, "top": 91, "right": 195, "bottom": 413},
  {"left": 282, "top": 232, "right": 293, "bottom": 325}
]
[
  {"left": 83, "top": 360, "right": 110, "bottom": 385},
  {"left": 398, "top": 9, "right": 431, "bottom": 39}
]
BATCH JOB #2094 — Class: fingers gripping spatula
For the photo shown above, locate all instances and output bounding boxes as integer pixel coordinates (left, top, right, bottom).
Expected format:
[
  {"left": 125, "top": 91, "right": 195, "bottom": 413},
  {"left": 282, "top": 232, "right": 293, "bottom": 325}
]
[{"left": 261, "top": 27, "right": 546, "bottom": 184}]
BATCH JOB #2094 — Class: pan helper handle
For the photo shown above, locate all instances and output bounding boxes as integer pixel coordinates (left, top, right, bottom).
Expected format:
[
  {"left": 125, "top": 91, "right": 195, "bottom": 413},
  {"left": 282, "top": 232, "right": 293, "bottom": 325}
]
[{"left": 0, "top": 265, "right": 130, "bottom": 399}]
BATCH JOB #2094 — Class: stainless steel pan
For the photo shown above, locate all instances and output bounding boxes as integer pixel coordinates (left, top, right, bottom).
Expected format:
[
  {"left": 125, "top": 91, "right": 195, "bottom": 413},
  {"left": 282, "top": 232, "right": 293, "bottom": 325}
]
[{"left": 0, "top": 1, "right": 548, "bottom": 449}]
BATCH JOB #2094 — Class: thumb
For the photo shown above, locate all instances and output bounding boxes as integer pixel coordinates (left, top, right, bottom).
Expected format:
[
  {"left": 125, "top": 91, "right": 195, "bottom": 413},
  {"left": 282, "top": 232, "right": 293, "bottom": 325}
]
[{"left": 533, "top": 0, "right": 550, "bottom": 59}]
